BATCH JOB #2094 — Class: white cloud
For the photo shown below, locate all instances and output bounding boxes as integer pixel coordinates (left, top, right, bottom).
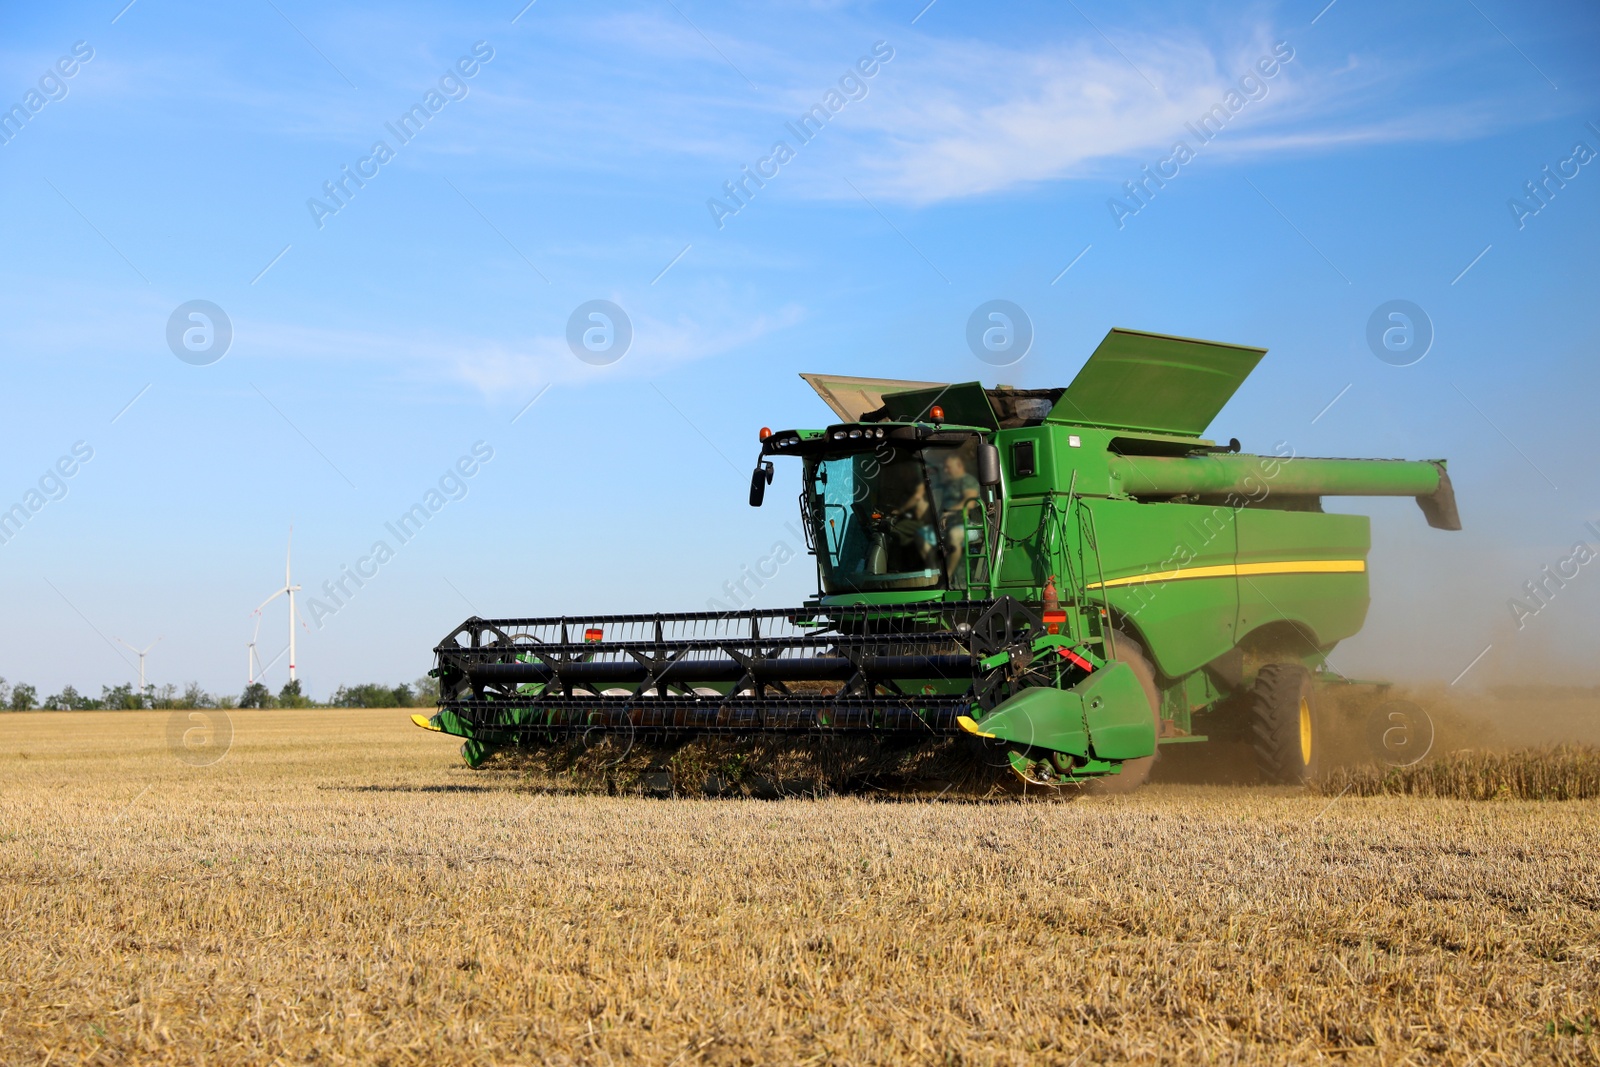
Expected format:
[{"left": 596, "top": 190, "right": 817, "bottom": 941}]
[
  {"left": 63, "top": 8, "right": 1534, "bottom": 211},
  {"left": 210, "top": 299, "right": 808, "bottom": 397},
  {"left": 428, "top": 16, "right": 1534, "bottom": 210},
  {"left": 0, "top": 267, "right": 807, "bottom": 403},
  {"left": 450, "top": 303, "right": 807, "bottom": 394},
  {"left": 823, "top": 30, "right": 1470, "bottom": 203},
  {"left": 839, "top": 34, "right": 1251, "bottom": 202}
]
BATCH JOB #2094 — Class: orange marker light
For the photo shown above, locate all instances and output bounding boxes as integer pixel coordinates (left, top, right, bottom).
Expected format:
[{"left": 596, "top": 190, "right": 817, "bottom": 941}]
[
  {"left": 929, "top": 405, "right": 945, "bottom": 422},
  {"left": 584, "top": 628, "right": 603, "bottom": 642},
  {"left": 759, "top": 427, "right": 772, "bottom": 440}
]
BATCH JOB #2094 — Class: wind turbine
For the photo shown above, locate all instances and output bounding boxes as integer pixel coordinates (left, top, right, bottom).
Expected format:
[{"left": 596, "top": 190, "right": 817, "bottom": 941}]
[
  {"left": 250, "top": 528, "right": 303, "bottom": 685},
  {"left": 115, "top": 636, "right": 162, "bottom": 698},
  {"left": 246, "top": 616, "right": 289, "bottom": 685}
]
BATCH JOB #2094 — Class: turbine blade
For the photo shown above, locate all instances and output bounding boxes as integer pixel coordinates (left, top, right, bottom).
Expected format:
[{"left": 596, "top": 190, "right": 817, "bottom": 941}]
[{"left": 253, "top": 589, "right": 286, "bottom": 614}]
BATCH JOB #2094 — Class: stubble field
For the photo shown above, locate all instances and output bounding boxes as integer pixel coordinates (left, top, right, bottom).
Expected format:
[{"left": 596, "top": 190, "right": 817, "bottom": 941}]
[{"left": 1, "top": 708, "right": 1597, "bottom": 1065}]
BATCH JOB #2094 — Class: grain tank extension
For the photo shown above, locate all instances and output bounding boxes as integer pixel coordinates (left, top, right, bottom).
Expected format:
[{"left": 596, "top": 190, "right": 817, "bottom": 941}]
[{"left": 420, "top": 328, "right": 1459, "bottom": 786}]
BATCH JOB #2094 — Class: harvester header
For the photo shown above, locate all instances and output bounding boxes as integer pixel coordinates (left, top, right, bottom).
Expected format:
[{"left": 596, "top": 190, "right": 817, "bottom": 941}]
[{"left": 422, "top": 327, "right": 1459, "bottom": 789}]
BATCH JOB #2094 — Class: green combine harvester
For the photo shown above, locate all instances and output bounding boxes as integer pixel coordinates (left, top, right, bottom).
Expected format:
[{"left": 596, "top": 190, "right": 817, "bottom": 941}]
[{"left": 418, "top": 328, "right": 1459, "bottom": 787}]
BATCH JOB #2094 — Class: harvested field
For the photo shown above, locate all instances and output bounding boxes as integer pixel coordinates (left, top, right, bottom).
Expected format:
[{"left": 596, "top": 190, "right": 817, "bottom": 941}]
[{"left": 2, "top": 708, "right": 1598, "bottom": 1065}]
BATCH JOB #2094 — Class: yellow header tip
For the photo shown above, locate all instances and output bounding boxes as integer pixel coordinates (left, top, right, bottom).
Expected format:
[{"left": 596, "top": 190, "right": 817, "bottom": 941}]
[{"left": 956, "top": 715, "right": 996, "bottom": 739}]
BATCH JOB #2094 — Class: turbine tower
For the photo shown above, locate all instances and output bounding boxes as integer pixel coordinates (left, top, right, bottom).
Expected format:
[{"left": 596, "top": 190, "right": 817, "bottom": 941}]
[
  {"left": 115, "top": 636, "right": 162, "bottom": 697},
  {"left": 251, "top": 528, "right": 304, "bottom": 685}
]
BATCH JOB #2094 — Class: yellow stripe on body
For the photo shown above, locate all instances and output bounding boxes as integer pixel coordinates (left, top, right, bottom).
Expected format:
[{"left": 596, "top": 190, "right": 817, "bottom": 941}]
[{"left": 1087, "top": 559, "right": 1366, "bottom": 590}]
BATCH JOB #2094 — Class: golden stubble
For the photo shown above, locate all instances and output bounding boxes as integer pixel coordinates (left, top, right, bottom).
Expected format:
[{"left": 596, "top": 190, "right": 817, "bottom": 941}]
[{"left": 1, "top": 709, "right": 1597, "bottom": 1065}]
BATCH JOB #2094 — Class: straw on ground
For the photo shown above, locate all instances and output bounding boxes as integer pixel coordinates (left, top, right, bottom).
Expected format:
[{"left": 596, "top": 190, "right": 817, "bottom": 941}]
[{"left": 1, "top": 709, "right": 1596, "bottom": 1065}]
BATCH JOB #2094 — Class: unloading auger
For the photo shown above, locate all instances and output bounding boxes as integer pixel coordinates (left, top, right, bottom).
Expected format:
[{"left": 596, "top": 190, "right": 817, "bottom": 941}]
[{"left": 418, "top": 328, "right": 1460, "bottom": 786}]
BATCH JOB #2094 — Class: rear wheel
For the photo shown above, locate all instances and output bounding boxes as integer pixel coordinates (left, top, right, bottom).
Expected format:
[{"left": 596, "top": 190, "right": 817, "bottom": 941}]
[
  {"left": 1086, "top": 632, "right": 1162, "bottom": 794},
  {"left": 1250, "top": 663, "right": 1319, "bottom": 783}
]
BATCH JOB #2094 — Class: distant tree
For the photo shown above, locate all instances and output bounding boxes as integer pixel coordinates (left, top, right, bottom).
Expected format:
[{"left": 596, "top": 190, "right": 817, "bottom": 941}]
[
  {"left": 278, "top": 679, "right": 313, "bottom": 708},
  {"left": 329, "top": 683, "right": 412, "bottom": 708},
  {"left": 151, "top": 683, "right": 180, "bottom": 709},
  {"left": 181, "top": 682, "right": 215, "bottom": 709},
  {"left": 9, "top": 683, "right": 37, "bottom": 711},
  {"left": 413, "top": 673, "right": 440, "bottom": 705},
  {"left": 214, "top": 694, "right": 238, "bottom": 710},
  {"left": 328, "top": 684, "right": 363, "bottom": 707},
  {"left": 101, "top": 683, "right": 143, "bottom": 710},
  {"left": 45, "top": 685, "right": 102, "bottom": 710},
  {"left": 0, "top": 677, "right": 9, "bottom": 709},
  {"left": 239, "top": 682, "right": 274, "bottom": 709}
]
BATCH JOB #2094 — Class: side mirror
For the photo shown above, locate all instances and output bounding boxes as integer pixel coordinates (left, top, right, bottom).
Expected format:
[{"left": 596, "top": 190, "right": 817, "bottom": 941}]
[
  {"left": 749, "top": 461, "right": 774, "bottom": 507},
  {"left": 977, "top": 442, "right": 1001, "bottom": 487}
]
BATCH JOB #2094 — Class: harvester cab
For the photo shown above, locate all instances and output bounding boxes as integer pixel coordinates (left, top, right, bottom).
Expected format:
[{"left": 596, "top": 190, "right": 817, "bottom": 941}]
[
  {"left": 425, "top": 328, "right": 1459, "bottom": 788},
  {"left": 757, "top": 404, "right": 1004, "bottom": 594}
]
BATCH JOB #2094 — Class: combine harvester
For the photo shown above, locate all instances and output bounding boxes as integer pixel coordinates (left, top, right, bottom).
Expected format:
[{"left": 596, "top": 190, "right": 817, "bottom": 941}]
[{"left": 417, "top": 328, "right": 1459, "bottom": 788}]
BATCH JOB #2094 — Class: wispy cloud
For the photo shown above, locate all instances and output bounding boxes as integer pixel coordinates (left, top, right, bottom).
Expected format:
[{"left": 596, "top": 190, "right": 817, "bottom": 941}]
[
  {"left": 206, "top": 301, "right": 810, "bottom": 397},
  {"left": 0, "top": 274, "right": 807, "bottom": 400},
  {"left": 824, "top": 29, "right": 1538, "bottom": 204},
  {"left": 65, "top": 8, "right": 1544, "bottom": 211},
  {"left": 437, "top": 19, "right": 1545, "bottom": 209},
  {"left": 840, "top": 33, "right": 1244, "bottom": 203},
  {"left": 448, "top": 303, "right": 807, "bottom": 395}
]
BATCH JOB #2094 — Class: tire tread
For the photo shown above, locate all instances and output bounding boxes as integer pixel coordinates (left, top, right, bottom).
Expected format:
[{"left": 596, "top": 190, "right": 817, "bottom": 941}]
[{"left": 1250, "top": 662, "right": 1313, "bottom": 784}]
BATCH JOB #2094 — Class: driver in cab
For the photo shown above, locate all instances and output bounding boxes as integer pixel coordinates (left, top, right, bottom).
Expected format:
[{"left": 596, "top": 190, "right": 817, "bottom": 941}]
[{"left": 894, "top": 453, "right": 980, "bottom": 583}]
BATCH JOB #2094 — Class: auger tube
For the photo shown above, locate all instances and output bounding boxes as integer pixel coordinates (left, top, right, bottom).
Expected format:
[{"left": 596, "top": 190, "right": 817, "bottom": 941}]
[{"left": 1108, "top": 455, "right": 1460, "bottom": 529}]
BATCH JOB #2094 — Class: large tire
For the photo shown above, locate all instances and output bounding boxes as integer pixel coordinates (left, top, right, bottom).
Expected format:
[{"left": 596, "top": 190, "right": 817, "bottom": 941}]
[
  {"left": 1250, "top": 663, "right": 1319, "bottom": 784},
  {"left": 1087, "top": 632, "right": 1163, "bottom": 794}
]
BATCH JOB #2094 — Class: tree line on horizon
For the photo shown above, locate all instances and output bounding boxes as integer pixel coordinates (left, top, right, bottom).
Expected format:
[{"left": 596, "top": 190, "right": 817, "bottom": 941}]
[{"left": 0, "top": 675, "right": 440, "bottom": 712}]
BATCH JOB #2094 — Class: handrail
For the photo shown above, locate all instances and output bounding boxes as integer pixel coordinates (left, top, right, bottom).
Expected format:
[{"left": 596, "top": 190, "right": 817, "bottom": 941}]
[{"left": 1077, "top": 494, "right": 1117, "bottom": 662}]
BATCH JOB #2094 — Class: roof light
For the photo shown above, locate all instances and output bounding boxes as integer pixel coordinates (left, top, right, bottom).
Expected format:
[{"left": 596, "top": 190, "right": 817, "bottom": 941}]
[
  {"left": 930, "top": 405, "right": 945, "bottom": 423},
  {"left": 848, "top": 429, "right": 862, "bottom": 439},
  {"left": 759, "top": 427, "right": 771, "bottom": 441},
  {"left": 584, "top": 628, "right": 603, "bottom": 642}
]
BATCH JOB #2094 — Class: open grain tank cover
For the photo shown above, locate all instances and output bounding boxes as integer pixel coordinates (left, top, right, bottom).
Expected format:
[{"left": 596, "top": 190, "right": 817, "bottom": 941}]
[
  {"left": 799, "top": 373, "right": 950, "bottom": 423},
  {"left": 1052, "top": 328, "right": 1267, "bottom": 436}
]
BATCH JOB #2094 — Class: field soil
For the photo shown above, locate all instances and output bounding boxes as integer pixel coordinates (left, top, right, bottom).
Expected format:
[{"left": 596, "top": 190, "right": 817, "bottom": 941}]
[{"left": 1, "top": 708, "right": 1597, "bottom": 1065}]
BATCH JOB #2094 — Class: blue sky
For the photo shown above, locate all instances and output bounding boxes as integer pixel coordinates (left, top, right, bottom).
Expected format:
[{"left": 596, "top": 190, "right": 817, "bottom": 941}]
[{"left": 1, "top": 0, "right": 1597, "bottom": 698}]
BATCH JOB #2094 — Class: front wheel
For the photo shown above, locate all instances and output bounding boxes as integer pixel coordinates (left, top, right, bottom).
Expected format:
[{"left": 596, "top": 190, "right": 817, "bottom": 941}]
[{"left": 1250, "top": 663, "right": 1319, "bottom": 784}]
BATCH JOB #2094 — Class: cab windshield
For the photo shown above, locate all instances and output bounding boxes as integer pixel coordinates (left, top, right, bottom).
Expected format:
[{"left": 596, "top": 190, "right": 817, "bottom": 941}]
[{"left": 804, "top": 440, "right": 983, "bottom": 593}]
